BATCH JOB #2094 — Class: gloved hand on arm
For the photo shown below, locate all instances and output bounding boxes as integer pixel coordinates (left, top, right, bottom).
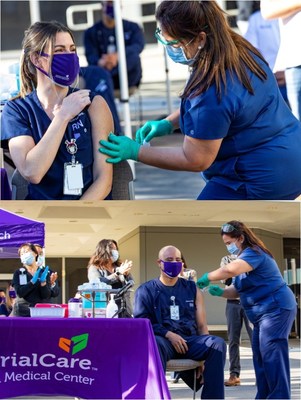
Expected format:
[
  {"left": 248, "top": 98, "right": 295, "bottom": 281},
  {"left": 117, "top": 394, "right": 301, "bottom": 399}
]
[
  {"left": 31, "top": 268, "right": 41, "bottom": 284},
  {"left": 135, "top": 120, "right": 174, "bottom": 144},
  {"left": 196, "top": 273, "right": 210, "bottom": 289},
  {"left": 40, "top": 266, "right": 49, "bottom": 283},
  {"left": 99, "top": 133, "right": 141, "bottom": 164},
  {"left": 208, "top": 285, "right": 224, "bottom": 297}
]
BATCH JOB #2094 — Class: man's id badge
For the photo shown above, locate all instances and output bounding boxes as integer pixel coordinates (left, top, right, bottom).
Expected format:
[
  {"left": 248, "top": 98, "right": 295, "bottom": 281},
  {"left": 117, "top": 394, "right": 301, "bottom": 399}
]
[
  {"left": 63, "top": 163, "right": 84, "bottom": 195},
  {"left": 170, "top": 305, "right": 180, "bottom": 320}
]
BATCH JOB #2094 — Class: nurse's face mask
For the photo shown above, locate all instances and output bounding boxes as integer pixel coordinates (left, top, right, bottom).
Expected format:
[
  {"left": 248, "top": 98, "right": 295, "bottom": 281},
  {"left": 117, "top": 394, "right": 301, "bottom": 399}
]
[
  {"left": 155, "top": 27, "right": 201, "bottom": 66},
  {"left": 160, "top": 260, "right": 183, "bottom": 278},
  {"left": 221, "top": 223, "right": 241, "bottom": 255},
  {"left": 111, "top": 249, "right": 119, "bottom": 263},
  {"left": 37, "top": 254, "right": 45, "bottom": 267},
  {"left": 226, "top": 240, "right": 240, "bottom": 255},
  {"left": 34, "top": 52, "right": 80, "bottom": 87},
  {"left": 20, "top": 251, "right": 35, "bottom": 266},
  {"left": 165, "top": 43, "right": 201, "bottom": 66}
]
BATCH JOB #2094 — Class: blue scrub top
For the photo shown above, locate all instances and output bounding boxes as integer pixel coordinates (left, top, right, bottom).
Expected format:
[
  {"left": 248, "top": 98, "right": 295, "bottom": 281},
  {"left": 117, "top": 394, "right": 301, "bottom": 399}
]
[
  {"left": 134, "top": 278, "right": 198, "bottom": 337},
  {"left": 180, "top": 53, "right": 301, "bottom": 199},
  {"left": 234, "top": 246, "right": 296, "bottom": 323},
  {"left": 1, "top": 88, "right": 95, "bottom": 200}
]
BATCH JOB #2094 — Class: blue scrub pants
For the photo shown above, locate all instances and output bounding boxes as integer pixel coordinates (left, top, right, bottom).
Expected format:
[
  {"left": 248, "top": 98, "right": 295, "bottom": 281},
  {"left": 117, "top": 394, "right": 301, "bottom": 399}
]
[
  {"left": 225, "top": 300, "right": 253, "bottom": 377},
  {"left": 198, "top": 180, "right": 301, "bottom": 200},
  {"left": 198, "top": 181, "right": 248, "bottom": 200},
  {"left": 252, "top": 307, "right": 296, "bottom": 399},
  {"left": 156, "top": 334, "right": 226, "bottom": 399}
]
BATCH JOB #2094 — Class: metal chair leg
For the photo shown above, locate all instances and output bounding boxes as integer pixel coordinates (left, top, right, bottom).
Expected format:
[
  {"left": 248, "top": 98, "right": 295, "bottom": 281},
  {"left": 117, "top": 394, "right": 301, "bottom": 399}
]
[{"left": 193, "top": 367, "right": 196, "bottom": 399}]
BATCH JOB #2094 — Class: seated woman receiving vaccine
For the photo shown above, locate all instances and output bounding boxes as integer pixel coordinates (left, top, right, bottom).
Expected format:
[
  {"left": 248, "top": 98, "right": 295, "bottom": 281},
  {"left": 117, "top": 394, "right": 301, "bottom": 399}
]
[{"left": 1, "top": 20, "right": 113, "bottom": 200}]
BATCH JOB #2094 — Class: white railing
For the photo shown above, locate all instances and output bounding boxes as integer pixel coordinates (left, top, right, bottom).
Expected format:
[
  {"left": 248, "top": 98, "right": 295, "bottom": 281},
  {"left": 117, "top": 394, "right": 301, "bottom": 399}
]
[{"left": 66, "top": 2, "right": 102, "bottom": 31}]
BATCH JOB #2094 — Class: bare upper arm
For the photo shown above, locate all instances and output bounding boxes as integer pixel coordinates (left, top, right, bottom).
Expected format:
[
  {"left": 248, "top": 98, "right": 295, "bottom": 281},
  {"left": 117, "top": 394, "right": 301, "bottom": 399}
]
[
  {"left": 8, "top": 135, "right": 36, "bottom": 177},
  {"left": 195, "top": 288, "right": 209, "bottom": 335},
  {"left": 226, "top": 259, "right": 253, "bottom": 275},
  {"left": 183, "top": 135, "right": 222, "bottom": 171},
  {"left": 261, "top": 0, "right": 301, "bottom": 19},
  {"left": 88, "top": 95, "right": 113, "bottom": 179}
]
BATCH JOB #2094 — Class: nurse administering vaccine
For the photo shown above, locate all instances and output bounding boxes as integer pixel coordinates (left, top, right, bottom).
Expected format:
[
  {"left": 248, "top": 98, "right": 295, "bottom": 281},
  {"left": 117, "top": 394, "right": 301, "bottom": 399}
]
[
  {"left": 197, "top": 220, "right": 297, "bottom": 399},
  {"left": 99, "top": 1, "right": 301, "bottom": 200}
]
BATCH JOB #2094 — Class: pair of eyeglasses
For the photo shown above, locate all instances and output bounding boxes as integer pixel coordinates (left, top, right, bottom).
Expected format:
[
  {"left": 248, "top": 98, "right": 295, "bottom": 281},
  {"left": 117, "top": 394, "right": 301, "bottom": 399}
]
[
  {"left": 221, "top": 223, "right": 237, "bottom": 233},
  {"left": 155, "top": 28, "right": 179, "bottom": 46}
]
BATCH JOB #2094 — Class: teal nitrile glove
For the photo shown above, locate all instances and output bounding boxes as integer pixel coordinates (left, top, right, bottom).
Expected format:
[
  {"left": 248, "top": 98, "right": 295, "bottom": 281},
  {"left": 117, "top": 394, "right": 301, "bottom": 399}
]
[
  {"left": 40, "top": 266, "right": 49, "bottom": 283},
  {"left": 135, "top": 120, "right": 173, "bottom": 144},
  {"left": 99, "top": 133, "right": 141, "bottom": 164},
  {"left": 208, "top": 285, "right": 224, "bottom": 297},
  {"left": 31, "top": 268, "right": 41, "bottom": 284},
  {"left": 196, "top": 273, "right": 210, "bottom": 289}
]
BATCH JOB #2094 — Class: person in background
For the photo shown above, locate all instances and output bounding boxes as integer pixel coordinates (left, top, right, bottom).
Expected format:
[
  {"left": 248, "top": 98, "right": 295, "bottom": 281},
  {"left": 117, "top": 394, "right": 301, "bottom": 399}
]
[
  {"left": 235, "top": 1, "right": 260, "bottom": 35},
  {"left": 99, "top": 0, "right": 301, "bottom": 201},
  {"left": 197, "top": 220, "right": 297, "bottom": 399},
  {"left": 84, "top": 0, "right": 145, "bottom": 91},
  {"left": 180, "top": 254, "right": 198, "bottom": 282},
  {"left": 87, "top": 239, "right": 134, "bottom": 317},
  {"left": 1, "top": 20, "right": 113, "bottom": 200},
  {"left": 134, "top": 245, "right": 226, "bottom": 399},
  {"left": 244, "top": 4, "right": 289, "bottom": 103},
  {"left": 220, "top": 255, "right": 253, "bottom": 387},
  {"left": 261, "top": 0, "right": 301, "bottom": 120},
  {"left": 7, "top": 284, "right": 17, "bottom": 316},
  {"left": 35, "top": 244, "right": 60, "bottom": 300},
  {"left": 11, "top": 243, "right": 52, "bottom": 317},
  {"left": 0, "top": 289, "right": 10, "bottom": 317},
  {"left": 1, "top": 284, "right": 18, "bottom": 317}
]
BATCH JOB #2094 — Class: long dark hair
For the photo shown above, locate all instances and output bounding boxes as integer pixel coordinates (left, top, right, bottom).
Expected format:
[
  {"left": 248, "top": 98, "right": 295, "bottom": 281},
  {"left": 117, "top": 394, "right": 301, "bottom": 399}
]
[
  {"left": 88, "top": 239, "right": 121, "bottom": 269},
  {"left": 155, "top": 1, "right": 267, "bottom": 100},
  {"left": 221, "top": 220, "right": 273, "bottom": 257},
  {"left": 19, "top": 20, "right": 76, "bottom": 97}
]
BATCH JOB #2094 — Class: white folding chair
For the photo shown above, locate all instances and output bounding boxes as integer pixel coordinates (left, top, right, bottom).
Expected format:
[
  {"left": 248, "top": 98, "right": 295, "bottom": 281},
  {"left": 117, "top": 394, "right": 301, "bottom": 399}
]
[{"left": 166, "top": 359, "right": 204, "bottom": 399}]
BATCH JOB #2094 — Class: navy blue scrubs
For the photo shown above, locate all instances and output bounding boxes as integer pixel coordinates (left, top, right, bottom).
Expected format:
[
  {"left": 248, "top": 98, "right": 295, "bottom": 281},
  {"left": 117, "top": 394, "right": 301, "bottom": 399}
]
[
  {"left": 1, "top": 88, "right": 97, "bottom": 199},
  {"left": 134, "top": 278, "right": 226, "bottom": 399},
  {"left": 235, "top": 246, "right": 297, "bottom": 399},
  {"left": 180, "top": 54, "right": 301, "bottom": 200}
]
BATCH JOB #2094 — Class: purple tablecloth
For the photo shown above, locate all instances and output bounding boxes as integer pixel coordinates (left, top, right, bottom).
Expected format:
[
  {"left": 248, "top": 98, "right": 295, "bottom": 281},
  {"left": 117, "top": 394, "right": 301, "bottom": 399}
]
[
  {"left": 0, "top": 168, "right": 12, "bottom": 200},
  {"left": 0, "top": 317, "right": 170, "bottom": 399}
]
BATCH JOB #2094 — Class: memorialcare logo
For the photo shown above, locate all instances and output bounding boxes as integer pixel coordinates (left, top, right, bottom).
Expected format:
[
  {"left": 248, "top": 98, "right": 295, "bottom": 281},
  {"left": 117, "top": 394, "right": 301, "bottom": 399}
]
[{"left": 58, "top": 333, "right": 89, "bottom": 355}]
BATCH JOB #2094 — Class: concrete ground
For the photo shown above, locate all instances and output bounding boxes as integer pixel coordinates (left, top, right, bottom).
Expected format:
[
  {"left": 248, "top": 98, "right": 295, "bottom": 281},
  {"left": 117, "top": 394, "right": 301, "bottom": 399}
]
[
  {"left": 169, "top": 339, "right": 301, "bottom": 400},
  {"left": 9, "top": 339, "right": 301, "bottom": 400}
]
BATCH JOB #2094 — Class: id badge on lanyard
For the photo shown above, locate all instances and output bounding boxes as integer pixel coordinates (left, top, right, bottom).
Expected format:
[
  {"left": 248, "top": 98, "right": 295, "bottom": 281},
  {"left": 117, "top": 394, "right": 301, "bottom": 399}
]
[
  {"left": 19, "top": 268, "right": 27, "bottom": 285},
  {"left": 170, "top": 296, "right": 180, "bottom": 320},
  {"left": 63, "top": 139, "right": 84, "bottom": 195}
]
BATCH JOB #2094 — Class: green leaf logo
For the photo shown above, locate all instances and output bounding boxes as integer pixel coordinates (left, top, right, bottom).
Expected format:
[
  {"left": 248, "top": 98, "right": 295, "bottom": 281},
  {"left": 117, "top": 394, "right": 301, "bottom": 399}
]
[{"left": 59, "top": 333, "right": 89, "bottom": 355}]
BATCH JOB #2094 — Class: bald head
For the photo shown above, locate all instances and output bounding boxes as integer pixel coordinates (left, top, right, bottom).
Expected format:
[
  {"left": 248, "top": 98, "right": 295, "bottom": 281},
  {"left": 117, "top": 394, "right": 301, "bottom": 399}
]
[{"left": 158, "top": 245, "right": 182, "bottom": 261}]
